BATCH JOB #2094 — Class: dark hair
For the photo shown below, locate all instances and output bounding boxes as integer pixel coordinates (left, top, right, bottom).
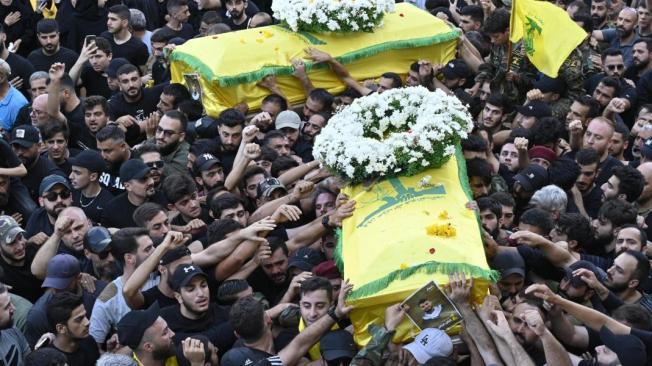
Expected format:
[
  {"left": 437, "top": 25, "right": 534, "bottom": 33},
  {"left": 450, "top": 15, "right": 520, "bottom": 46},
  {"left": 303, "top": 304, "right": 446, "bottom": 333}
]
[
  {"left": 162, "top": 174, "right": 197, "bottom": 204},
  {"left": 133, "top": 202, "right": 166, "bottom": 228},
  {"left": 599, "top": 76, "right": 621, "bottom": 96},
  {"left": 162, "top": 83, "right": 191, "bottom": 108},
  {"left": 530, "top": 117, "right": 560, "bottom": 146},
  {"left": 151, "top": 27, "right": 176, "bottom": 43},
  {"left": 268, "top": 236, "right": 289, "bottom": 257},
  {"left": 509, "top": 127, "right": 531, "bottom": 140},
  {"left": 572, "top": 11, "right": 594, "bottom": 33},
  {"left": 262, "top": 93, "right": 288, "bottom": 111},
  {"left": 623, "top": 250, "right": 651, "bottom": 285},
  {"left": 461, "top": 135, "right": 487, "bottom": 153},
  {"left": 477, "top": 197, "right": 502, "bottom": 217},
  {"left": 217, "top": 279, "right": 250, "bottom": 304},
  {"left": 217, "top": 108, "right": 246, "bottom": 128},
  {"left": 300, "top": 276, "right": 333, "bottom": 302},
  {"left": 93, "top": 37, "right": 112, "bottom": 56},
  {"left": 486, "top": 93, "right": 509, "bottom": 112},
  {"left": 520, "top": 208, "right": 554, "bottom": 234},
  {"left": 96, "top": 124, "right": 125, "bottom": 143},
  {"left": 207, "top": 219, "right": 243, "bottom": 245},
  {"left": 230, "top": 296, "right": 266, "bottom": 343},
  {"left": 380, "top": 72, "right": 402, "bottom": 88},
  {"left": 178, "top": 100, "right": 204, "bottom": 121},
  {"left": 308, "top": 89, "right": 334, "bottom": 112},
  {"left": 575, "top": 95, "right": 601, "bottom": 119},
  {"left": 167, "top": 0, "right": 188, "bottom": 13},
  {"left": 598, "top": 199, "right": 637, "bottom": 228},
  {"left": 108, "top": 4, "right": 131, "bottom": 21},
  {"left": 459, "top": 5, "right": 484, "bottom": 23},
  {"left": 37, "top": 19, "right": 59, "bottom": 34},
  {"left": 602, "top": 47, "right": 624, "bottom": 61},
  {"left": 25, "top": 348, "right": 68, "bottom": 366},
  {"left": 271, "top": 156, "right": 299, "bottom": 178},
  {"left": 201, "top": 10, "right": 223, "bottom": 25},
  {"left": 257, "top": 145, "right": 279, "bottom": 163},
  {"left": 575, "top": 148, "right": 600, "bottom": 166},
  {"left": 556, "top": 213, "right": 593, "bottom": 247},
  {"left": 465, "top": 31, "right": 491, "bottom": 58},
  {"left": 466, "top": 158, "right": 492, "bottom": 185},
  {"left": 134, "top": 143, "right": 160, "bottom": 158},
  {"left": 263, "top": 130, "right": 286, "bottom": 149},
  {"left": 163, "top": 110, "right": 189, "bottom": 134},
  {"left": 614, "top": 120, "right": 630, "bottom": 141},
  {"left": 46, "top": 292, "right": 84, "bottom": 330},
  {"left": 341, "top": 87, "right": 362, "bottom": 100},
  {"left": 612, "top": 304, "right": 652, "bottom": 331},
  {"left": 83, "top": 95, "right": 109, "bottom": 114},
  {"left": 611, "top": 165, "right": 645, "bottom": 203},
  {"left": 490, "top": 191, "right": 516, "bottom": 207},
  {"left": 111, "top": 227, "right": 149, "bottom": 264},
  {"left": 116, "top": 63, "right": 139, "bottom": 78},
  {"left": 244, "top": 165, "right": 268, "bottom": 184},
  {"left": 483, "top": 9, "right": 510, "bottom": 33},
  {"left": 548, "top": 157, "right": 580, "bottom": 191},
  {"left": 619, "top": 224, "right": 648, "bottom": 248},
  {"left": 209, "top": 192, "right": 244, "bottom": 218},
  {"left": 40, "top": 122, "right": 69, "bottom": 142}
]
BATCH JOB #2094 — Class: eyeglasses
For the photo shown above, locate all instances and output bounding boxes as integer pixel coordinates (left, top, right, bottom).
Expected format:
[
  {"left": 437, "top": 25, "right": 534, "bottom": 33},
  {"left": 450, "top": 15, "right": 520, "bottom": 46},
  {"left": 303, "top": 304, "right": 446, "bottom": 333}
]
[
  {"left": 607, "top": 64, "right": 625, "bottom": 70},
  {"left": 97, "top": 248, "right": 112, "bottom": 260},
  {"left": 146, "top": 161, "right": 165, "bottom": 169},
  {"left": 156, "top": 126, "right": 179, "bottom": 138},
  {"left": 44, "top": 189, "right": 71, "bottom": 202}
]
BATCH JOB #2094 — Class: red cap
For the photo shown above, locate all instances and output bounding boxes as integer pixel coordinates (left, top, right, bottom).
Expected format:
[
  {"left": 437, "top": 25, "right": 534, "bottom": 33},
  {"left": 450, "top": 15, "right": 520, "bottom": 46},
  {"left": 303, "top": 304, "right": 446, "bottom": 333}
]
[
  {"left": 528, "top": 145, "right": 556, "bottom": 163},
  {"left": 312, "top": 260, "right": 341, "bottom": 279}
]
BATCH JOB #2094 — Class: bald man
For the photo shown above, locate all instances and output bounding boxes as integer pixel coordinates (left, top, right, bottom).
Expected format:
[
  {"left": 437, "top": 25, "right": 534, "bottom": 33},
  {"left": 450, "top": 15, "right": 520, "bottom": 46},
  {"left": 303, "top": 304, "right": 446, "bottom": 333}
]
[{"left": 30, "top": 94, "right": 49, "bottom": 127}]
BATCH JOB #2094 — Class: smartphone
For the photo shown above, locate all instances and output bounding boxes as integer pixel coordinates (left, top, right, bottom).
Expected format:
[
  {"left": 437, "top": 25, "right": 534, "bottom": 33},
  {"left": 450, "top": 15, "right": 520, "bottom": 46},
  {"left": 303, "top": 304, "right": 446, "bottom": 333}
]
[
  {"left": 35, "top": 336, "right": 51, "bottom": 349},
  {"left": 85, "top": 35, "right": 96, "bottom": 47}
]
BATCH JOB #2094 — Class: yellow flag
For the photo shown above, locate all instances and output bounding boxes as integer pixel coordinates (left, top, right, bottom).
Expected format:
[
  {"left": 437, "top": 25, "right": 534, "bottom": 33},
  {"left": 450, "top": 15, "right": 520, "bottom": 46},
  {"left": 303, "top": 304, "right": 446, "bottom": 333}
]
[{"left": 509, "top": 0, "right": 586, "bottom": 77}]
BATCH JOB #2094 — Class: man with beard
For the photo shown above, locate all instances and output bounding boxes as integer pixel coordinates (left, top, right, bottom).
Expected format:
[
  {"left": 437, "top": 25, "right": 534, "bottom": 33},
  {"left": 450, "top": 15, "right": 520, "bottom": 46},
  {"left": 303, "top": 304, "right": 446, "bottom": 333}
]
[
  {"left": 0, "top": 215, "right": 44, "bottom": 303},
  {"left": 24, "top": 175, "right": 72, "bottom": 240},
  {"left": 479, "top": 93, "right": 509, "bottom": 136},
  {"left": 192, "top": 153, "right": 224, "bottom": 197},
  {"left": 577, "top": 117, "right": 623, "bottom": 187},
  {"left": 117, "top": 303, "right": 178, "bottom": 365},
  {"left": 215, "top": 108, "right": 245, "bottom": 173},
  {"left": 69, "top": 150, "right": 114, "bottom": 224},
  {"left": 275, "top": 110, "right": 313, "bottom": 162},
  {"left": 223, "top": 0, "right": 250, "bottom": 31},
  {"left": 11, "top": 125, "right": 65, "bottom": 201},
  {"left": 558, "top": 260, "right": 604, "bottom": 305},
  {"left": 84, "top": 226, "right": 119, "bottom": 282},
  {"left": 27, "top": 20, "right": 78, "bottom": 73},
  {"left": 161, "top": 264, "right": 235, "bottom": 353},
  {"left": 624, "top": 39, "right": 652, "bottom": 83},
  {"left": 90, "top": 227, "right": 158, "bottom": 345},
  {"left": 478, "top": 197, "right": 509, "bottom": 244},
  {"left": 601, "top": 250, "right": 652, "bottom": 312},
  {"left": 301, "top": 112, "right": 329, "bottom": 143},
  {"left": 156, "top": 83, "right": 191, "bottom": 116},
  {"left": 574, "top": 149, "right": 603, "bottom": 218},
  {"left": 591, "top": 0, "right": 612, "bottom": 30},
  {"left": 68, "top": 37, "right": 113, "bottom": 99},
  {"left": 46, "top": 292, "right": 100, "bottom": 365},
  {"left": 593, "top": 8, "right": 640, "bottom": 67},
  {"left": 96, "top": 124, "right": 131, "bottom": 195},
  {"left": 583, "top": 51, "right": 636, "bottom": 114},
  {"left": 491, "top": 250, "right": 527, "bottom": 313},
  {"left": 152, "top": 110, "right": 190, "bottom": 177},
  {"left": 511, "top": 164, "right": 549, "bottom": 214},
  {"left": 100, "top": 5, "right": 149, "bottom": 71},
  {"left": 247, "top": 237, "right": 291, "bottom": 305},
  {"left": 0, "top": 283, "right": 29, "bottom": 365},
  {"left": 102, "top": 159, "right": 158, "bottom": 228}
]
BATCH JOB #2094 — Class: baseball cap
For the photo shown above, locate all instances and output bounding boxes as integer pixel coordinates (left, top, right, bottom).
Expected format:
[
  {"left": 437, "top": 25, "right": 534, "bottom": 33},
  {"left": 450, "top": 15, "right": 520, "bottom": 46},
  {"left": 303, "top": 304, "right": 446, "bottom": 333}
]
[
  {"left": 320, "top": 330, "right": 357, "bottom": 361},
  {"left": 84, "top": 226, "right": 112, "bottom": 254},
  {"left": 106, "top": 58, "right": 130, "bottom": 79},
  {"left": 160, "top": 246, "right": 191, "bottom": 266},
  {"left": 275, "top": 110, "right": 301, "bottom": 130},
  {"left": 513, "top": 164, "right": 549, "bottom": 192},
  {"left": 516, "top": 101, "right": 552, "bottom": 118},
  {"left": 170, "top": 264, "right": 207, "bottom": 291},
  {"left": 220, "top": 347, "right": 268, "bottom": 366},
  {"left": 193, "top": 153, "right": 222, "bottom": 175},
  {"left": 119, "top": 159, "right": 151, "bottom": 183},
  {"left": 528, "top": 146, "right": 557, "bottom": 163},
  {"left": 641, "top": 138, "right": 652, "bottom": 159},
  {"left": 69, "top": 150, "right": 107, "bottom": 173},
  {"left": 11, "top": 125, "right": 40, "bottom": 148},
  {"left": 39, "top": 174, "right": 72, "bottom": 196},
  {"left": 491, "top": 250, "right": 526, "bottom": 279},
  {"left": 288, "top": 247, "right": 323, "bottom": 272},
  {"left": 533, "top": 75, "right": 565, "bottom": 95},
  {"left": 0, "top": 215, "right": 25, "bottom": 245},
  {"left": 313, "top": 260, "right": 341, "bottom": 280},
  {"left": 194, "top": 117, "right": 219, "bottom": 139},
  {"left": 42, "top": 254, "right": 81, "bottom": 289},
  {"left": 257, "top": 177, "right": 287, "bottom": 199},
  {"left": 441, "top": 59, "right": 472, "bottom": 80},
  {"left": 599, "top": 326, "right": 647, "bottom": 366},
  {"left": 403, "top": 328, "right": 454, "bottom": 364},
  {"left": 117, "top": 302, "right": 160, "bottom": 349},
  {"left": 564, "top": 260, "right": 607, "bottom": 287}
]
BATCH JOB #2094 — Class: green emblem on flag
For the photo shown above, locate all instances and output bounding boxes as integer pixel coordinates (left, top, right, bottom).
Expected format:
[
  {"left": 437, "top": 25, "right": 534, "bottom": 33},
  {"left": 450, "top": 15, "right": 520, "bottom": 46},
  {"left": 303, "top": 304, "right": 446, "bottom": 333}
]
[{"left": 523, "top": 16, "right": 543, "bottom": 56}]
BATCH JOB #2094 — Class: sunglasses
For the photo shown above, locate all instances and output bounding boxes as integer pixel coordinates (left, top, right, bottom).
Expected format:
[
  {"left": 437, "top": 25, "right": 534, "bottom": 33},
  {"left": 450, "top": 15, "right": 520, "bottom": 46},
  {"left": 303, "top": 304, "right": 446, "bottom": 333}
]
[
  {"left": 44, "top": 189, "right": 71, "bottom": 202},
  {"left": 96, "top": 248, "right": 112, "bottom": 259},
  {"left": 156, "top": 126, "right": 179, "bottom": 138},
  {"left": 607, "top": 64, "right": 625, "bottom": 70},
  {"left": 146, "top": 161, "right": 165, "bottom": 169}
]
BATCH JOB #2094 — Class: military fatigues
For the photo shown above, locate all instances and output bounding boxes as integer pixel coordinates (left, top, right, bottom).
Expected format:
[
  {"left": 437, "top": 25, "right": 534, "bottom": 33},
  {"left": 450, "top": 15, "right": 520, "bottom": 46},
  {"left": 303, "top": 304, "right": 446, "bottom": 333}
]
[
  {"left": 350, "top": 324, "right": 395, "bottom": 366},
  {"left": 578, "top": 41, "right": 603, "bottom": 78}
]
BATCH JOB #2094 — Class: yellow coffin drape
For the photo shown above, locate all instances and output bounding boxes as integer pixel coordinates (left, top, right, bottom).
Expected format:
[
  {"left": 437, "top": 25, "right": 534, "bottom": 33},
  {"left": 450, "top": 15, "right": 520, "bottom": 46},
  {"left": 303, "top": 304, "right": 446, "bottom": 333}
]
[
  {"left": 336, "top": 148, "right": 496, "bottom": 345},
  {"left": 169, "top": 3, "right": 459, "bottom": 117}
]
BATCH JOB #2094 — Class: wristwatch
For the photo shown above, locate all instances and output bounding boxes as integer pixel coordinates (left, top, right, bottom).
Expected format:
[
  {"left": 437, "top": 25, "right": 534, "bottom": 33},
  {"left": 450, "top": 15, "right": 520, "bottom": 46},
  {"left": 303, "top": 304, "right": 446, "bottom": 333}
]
[
  {"left": 322, "top": 215, "right": 332, "bottom": 229},
  {"left": 327, "top": 306, "right": 340, "bottom": 322}
]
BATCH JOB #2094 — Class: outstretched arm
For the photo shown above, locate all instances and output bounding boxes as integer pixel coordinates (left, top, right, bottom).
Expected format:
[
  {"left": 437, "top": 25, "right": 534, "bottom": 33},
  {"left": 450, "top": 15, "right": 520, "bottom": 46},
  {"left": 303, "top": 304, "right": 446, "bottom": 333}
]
[{"left": 304, "top": 47, "right": 373, "bottom": 96}]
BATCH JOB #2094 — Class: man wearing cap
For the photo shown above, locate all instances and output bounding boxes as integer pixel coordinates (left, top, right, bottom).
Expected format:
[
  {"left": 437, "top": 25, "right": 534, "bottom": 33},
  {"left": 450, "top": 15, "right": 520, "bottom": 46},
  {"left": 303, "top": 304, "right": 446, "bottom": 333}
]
[
  {"left": 0, "top": 215, "right": 43, "bottom": 303},
  {"left": 11, "top": 125, "right": 66, "bottom": 202},
  {"left": 102, "top": 159, "right": 159, "bottom": 228},
  {"left": 150, "top": 110, "right": 190, "bottom": 178},
  {"left": 69, "top": 150, "right": 114, "bottom": 224},
  {"left": 511, "top": 164, "right": 549, "bottom": 212},
  {"left": 0, "top": 57, "right": 27, "bottom": 131},
  {"left": 84, "top": 226, "right": 119, "bottom": 281},
  {"left": 558, "top": 260, "right": 605, "bottom": 305},
  {"left": 0, "top": 282, "right": 30, "bottom": 366},
  {"left": 257, "top": 177, "right": 288, "bottom": 203},
  {"left": 24, "top": 174, "right": 73, "bottom": 240},
  {"left": 491, "top": 250, "right": 527, "bottom": 311},
  {"left": 313, "top": 260, "right": 342, "bottom": 299},
  {"left": 319, "top": 330, "right": 356, "bottom": 365},
  {"left": 402, "top": 328, "right": 454, "bottom": 364},
  {"left": 515, "top": 100, "right": 552, "bottom": 130},
  {"left": 192, "top": 153, "right": 224, "bottom": 196},
  {"left": 275, "top": 110, "right": 313, "bottom": 163},
  {"left": 287, "top": 247, "right": 322, "bottom": 279},
  {"left": 434, "top": 59, "right": 472, "bottom": 94},
  {"left": 117, "top": 303, "right": 179, "bottom": 366},
  {"left": 528, "top": 146, "right": 557, "bottom": 170}
]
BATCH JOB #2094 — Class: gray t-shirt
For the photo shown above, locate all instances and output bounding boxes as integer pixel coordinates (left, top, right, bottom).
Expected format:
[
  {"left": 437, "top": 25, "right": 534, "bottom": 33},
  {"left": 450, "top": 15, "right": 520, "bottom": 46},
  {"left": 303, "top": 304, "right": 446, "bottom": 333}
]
[{"left": 0, "top": 327, "right": 30, "bottom": 366}]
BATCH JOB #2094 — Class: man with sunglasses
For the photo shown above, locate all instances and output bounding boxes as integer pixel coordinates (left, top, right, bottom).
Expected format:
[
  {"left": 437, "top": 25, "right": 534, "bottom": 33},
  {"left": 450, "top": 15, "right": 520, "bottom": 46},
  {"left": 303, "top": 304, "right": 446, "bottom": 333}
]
[
  {"left": 136, "top": 143, "right": 165, "bottom": 188},
  {"left": 584, "top": 49, "right": 637, "bottom": 115},
  {"left": 69, "top": 150, "right": 114, "bottom": 224},
  {"left": 24, "top": 174, "right": 72, "bottom": 241},
  {"left": 151, "top": 110, "right": 190, "bottom": 178},
  {"left": 0, "top": 215, "right": 44, "bottom": 303}
]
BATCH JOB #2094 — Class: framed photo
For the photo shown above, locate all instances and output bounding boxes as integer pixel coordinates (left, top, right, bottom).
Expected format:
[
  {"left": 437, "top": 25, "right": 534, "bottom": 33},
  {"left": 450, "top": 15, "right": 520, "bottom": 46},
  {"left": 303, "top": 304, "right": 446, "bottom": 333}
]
[
  {"left": 183, "top": 73, "right": 203, "bottom": 102},
  {"left": 401, "top": 281, "right": 462, "bottom": 331}
]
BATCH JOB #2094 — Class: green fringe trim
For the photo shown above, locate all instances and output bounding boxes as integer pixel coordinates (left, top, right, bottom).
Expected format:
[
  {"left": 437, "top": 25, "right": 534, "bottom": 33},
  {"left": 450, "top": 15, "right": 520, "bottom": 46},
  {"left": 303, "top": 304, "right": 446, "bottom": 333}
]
[
  {"left": 171, "top": 28, "right": 461, "bottom": 87},
  {"left": 455, "top": 144, "right": 473, "bottom": 201},
  {"left": 334, "top": 228, "right": 344, "bottom": 274},
  {"left": 347, "top": 260, "right": 499, "bottom": 300}
]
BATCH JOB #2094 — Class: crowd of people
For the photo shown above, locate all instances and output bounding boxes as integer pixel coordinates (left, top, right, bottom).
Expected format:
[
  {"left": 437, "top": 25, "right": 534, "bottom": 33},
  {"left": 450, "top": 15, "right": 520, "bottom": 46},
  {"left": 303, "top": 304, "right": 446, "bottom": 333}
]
[{"left": 1, "top": 0, "right": 652, "bottom": 364}]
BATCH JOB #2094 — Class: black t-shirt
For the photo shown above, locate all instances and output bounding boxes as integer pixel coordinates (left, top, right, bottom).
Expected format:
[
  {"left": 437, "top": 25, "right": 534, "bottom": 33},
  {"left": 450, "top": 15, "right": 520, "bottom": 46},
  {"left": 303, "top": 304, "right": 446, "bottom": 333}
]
[
  {"left": 0, "top": 139, "right": 21, "bottom": 169},
  {"left": 21, "top": 156, "right": 65, "bottom": 201},
  {"left": 25, "top": 207, "right": 54, "bottom": 239},
  {"left": 99, "top": 32, "right": 149, "bottom": 67},
  {"left": 100, "top": 192, "right": 138, "bottom": 228},
  {"left": 27, "top": 47, "right": 79, "bottom": 72},
  {"left": 98, "top": 163, "right": 125, "bottom": 196},
  {"left": 224, "top": 16, "right": 250, "bottom": 31},
  {"left": 50, "top": 336, "right": 100, "bottom": 366},
  {"left": 160, "top": 303, "right": 236, "bottom": 354},
  {"left": 595, "top": 156, "right": 623, "bottom": 188},
  {"left": 108, "top": 83, "right": 166, "bottom": 121},
  {"left": 64, "top": 102, "right": 87, "bottom": 149},
  {"left": 247, "top": 268, "right": 290, "bottom": 306},
  {"left": 5, "top": 52, "right": 35, "bottom": 98},
  {"left": 582, "top": 185, "right": 603, "bottom": 219},
  {"left": 75, "top": 124, "right": 99, "bottom": 151},
  {"left": 43, "top": 148, "right": 81, "bottom": 177},
  {"left": 0, "top": 245, "right": 43, "bottom": 303},
  {"left": 72, "top": 187, "right": 114, "bottom": 224},
  {"left": 80, "top": 63, "right": 112, "bottom": 99},
  {"left": 161, "top": 24, "right": 196, "bottom": 41},
  {"left": 142, "top": 286, "right": 177, "bottom": 309}
]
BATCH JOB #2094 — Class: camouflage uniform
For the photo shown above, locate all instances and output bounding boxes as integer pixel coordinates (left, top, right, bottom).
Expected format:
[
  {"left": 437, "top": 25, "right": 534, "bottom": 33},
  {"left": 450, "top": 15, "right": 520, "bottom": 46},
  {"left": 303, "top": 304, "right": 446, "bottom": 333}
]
[
  {"left": 350, "top": 324, "right": 395, "bottom": 366},
  {"left": 557, "top": 49, "right": 586, "bottom": 101},
  {"left": 578, "top": 41, "right": 603, "bottom": 78},
  {"left": 550, "top": 98, "right": 573, "bottom": 122}
]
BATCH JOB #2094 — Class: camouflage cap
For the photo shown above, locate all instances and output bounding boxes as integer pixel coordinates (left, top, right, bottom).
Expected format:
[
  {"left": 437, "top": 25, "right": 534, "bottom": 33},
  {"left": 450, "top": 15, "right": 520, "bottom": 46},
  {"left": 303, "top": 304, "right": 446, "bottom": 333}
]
[{"left": 0, "top": 215, "right": 25, "bottom": 245}]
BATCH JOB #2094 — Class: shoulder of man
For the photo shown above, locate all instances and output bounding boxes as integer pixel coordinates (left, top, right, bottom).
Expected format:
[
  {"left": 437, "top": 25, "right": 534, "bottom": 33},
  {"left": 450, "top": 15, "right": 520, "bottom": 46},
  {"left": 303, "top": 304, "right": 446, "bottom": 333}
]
[{"left": 97, "top": 281, "right": 118, "bottom": 302}]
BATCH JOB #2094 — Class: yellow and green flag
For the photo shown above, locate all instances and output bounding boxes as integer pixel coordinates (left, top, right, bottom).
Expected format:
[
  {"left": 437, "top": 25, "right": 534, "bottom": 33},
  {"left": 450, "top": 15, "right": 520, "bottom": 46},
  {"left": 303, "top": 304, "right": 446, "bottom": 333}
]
[{"left": 509, "top": 0, "right": 586, "bottom": 77}]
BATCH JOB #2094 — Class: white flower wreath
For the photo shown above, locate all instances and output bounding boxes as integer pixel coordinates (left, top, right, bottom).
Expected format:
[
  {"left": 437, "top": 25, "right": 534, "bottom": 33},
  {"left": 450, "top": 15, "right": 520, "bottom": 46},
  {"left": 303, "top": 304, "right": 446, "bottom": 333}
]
[
  {"left": 313, "top": 86, "right": 474, "bottom": 183},
  {"left": 271, "top": 0, "right": 395, "bottom": 33}
]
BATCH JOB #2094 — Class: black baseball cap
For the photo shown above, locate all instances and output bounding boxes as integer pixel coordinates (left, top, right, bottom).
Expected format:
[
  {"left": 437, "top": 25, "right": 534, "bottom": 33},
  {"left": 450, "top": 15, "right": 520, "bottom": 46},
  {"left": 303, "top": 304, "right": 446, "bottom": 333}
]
[
  {"left": 11, "top": 125, "right": 40, "bottom": 147},
  {"left": 160, "top": 246, "right": 191, "bottom": 266},
  {"left": 513, "top": 164, "right": 549, "bottom": 193},
  {"left": 599, "top": 326, "right": 647, "bottom": 366},
  {"left": 490, "top": 250, "right": 526, "bottom": 279},
  {"left": 194, "top": 117, "right": 219, "bottom": 139},
  {"left": 69, "top": 150, "right": 106, "bottom": 173},
  {"left": 516, "top": 100, "right": 552, "bottom": 118},
  {"left": 171, "top": 264, "right": 207, "bottom": 291},
  {"left": 119, "top": 159, "right": 151, "bottom": 182},
  {"left": 193, "top": 153, "right": 222, "bottom": 175},
  {"left": 441, "top": 59, "right": 472, "bottom": 80},
  {"left": 533, "top": 75, "right": 565, "bottom": 95},
  {"left": 117, "top": 302, "right": 160, "bottom": 349},
  {"left": 320, "top": 330, "right": 357, "bottom": 361},
  {"left": 220, "top": 347, "right": 268, "bottom": 366},
  {"left": 288, "top": 247, "right": 322, "bottom": 272},
  {"left": 564, "top": 260, "right": 607, "bottom": 287},
  {"left": 106, "top": 58, "right": 130, "bottom": 79}
]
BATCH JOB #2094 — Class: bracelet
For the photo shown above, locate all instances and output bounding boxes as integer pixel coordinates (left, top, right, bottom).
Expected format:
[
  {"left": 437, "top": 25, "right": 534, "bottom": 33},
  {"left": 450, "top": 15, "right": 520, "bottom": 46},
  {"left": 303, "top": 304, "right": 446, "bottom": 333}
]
[{"left": 327, "top": 307, "right": 340, "bottom": 322}]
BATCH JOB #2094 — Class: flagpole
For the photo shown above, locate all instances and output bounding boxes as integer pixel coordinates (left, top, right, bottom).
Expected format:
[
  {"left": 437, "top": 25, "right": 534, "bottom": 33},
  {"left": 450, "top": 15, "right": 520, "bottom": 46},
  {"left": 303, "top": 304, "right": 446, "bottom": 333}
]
[{"left": 507, "top": 0, "right": 515, "bottom": 73}]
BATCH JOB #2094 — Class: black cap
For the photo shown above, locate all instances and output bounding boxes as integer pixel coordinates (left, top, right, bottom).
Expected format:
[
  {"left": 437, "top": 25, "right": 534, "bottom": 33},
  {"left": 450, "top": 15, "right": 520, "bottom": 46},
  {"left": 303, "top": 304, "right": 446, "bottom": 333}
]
[
  {"left": 516, "top": 101, "right": 552, "bottom": 118},
  {"left": 192, "top": 153, "right": 222, "bottom": 175},
  {"left": 11, "top": 125, "right": 40, "bottom": 147},
  {"left": 490, "top": 250, "right": 525, "bottom": 279},
  {"left": 599, "top": 326, "right": 647, "bottom": 366},
  {"left": 160, "top": 246, "right": 191, "bottom": 266},
  {"left": 69, "top": 150, "right": 106, "bottom": 173},
  {"left": 119, "top": 159, "right": 151, "bottom": 182},
  {"left": 320, "top": 330, "right": 357, "bottom": 361},
  {"left": 288, "top": 247, "right": 322, "bottom": 272},
  {"left": 513, "top": 164, "right": 549, "bottom": 192},
  {"left": 117, "top": 302, "right": 160, "bottom": 349},
  {"left": 84, "top": 226, "right": 112, "bottom": 254},
  {"left": 194, "top": 117, "right": 219, "bottom": 139},
  {"left": 220, "top": 347, "right": 268, "bottom": 366},
  {"left": 533, "top": 75, "right": 565, "bottom": 95},
  {"left": 441, "top": 59, "right": 472, "bottom": 80},
  {"left": 257, "top": 177, "right": 287, "bottom": 199},
  {"left": 171, "top": 264, "right": 207, "bottom": 291},
  {"left": 106, "top": 58, "right": 130, "bottom": 79},
  {"left": 565, "top": 260, "right": 607, "bottom": 287}
]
